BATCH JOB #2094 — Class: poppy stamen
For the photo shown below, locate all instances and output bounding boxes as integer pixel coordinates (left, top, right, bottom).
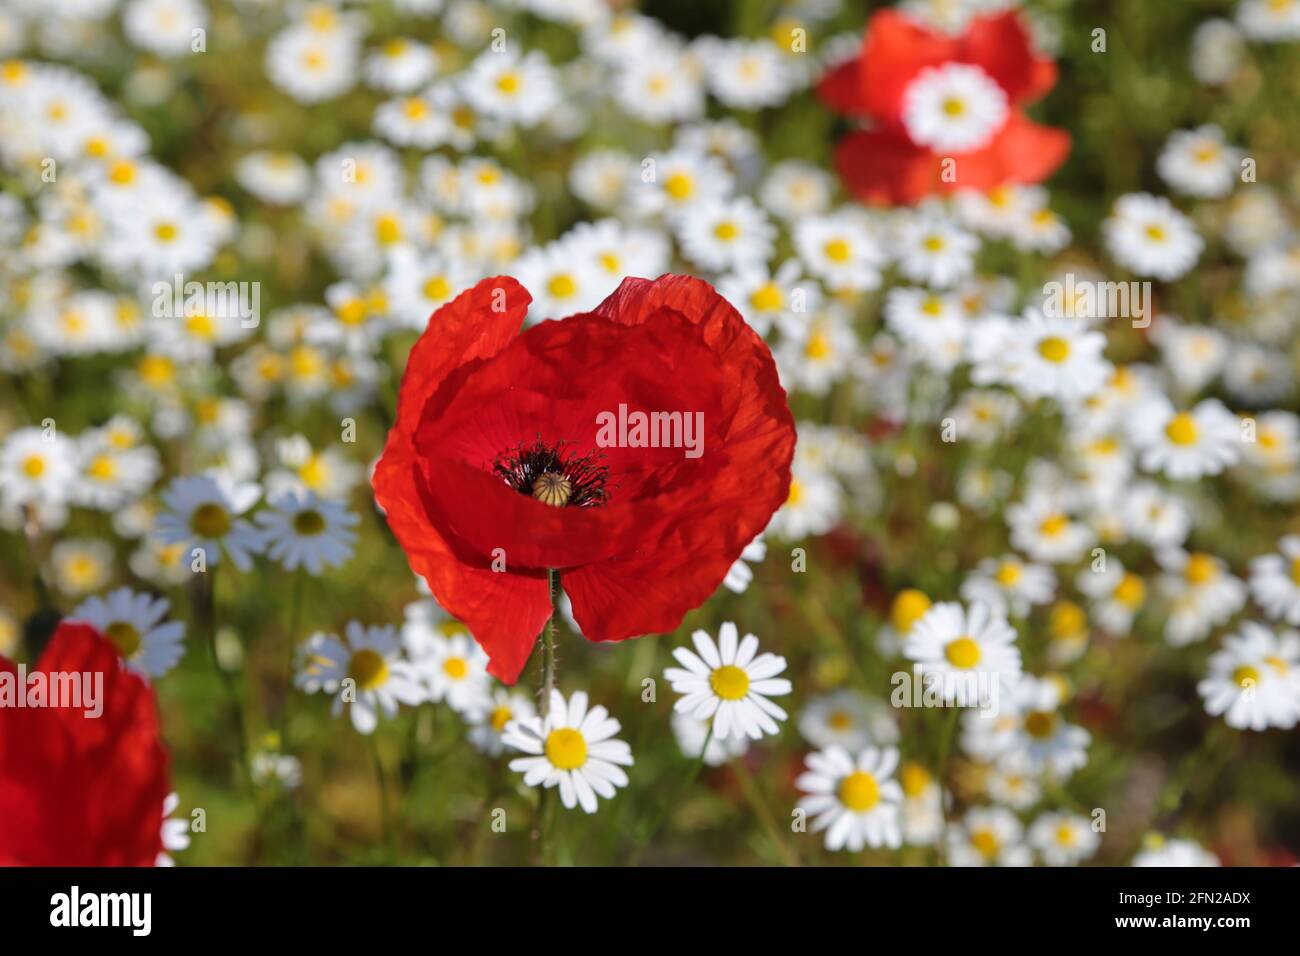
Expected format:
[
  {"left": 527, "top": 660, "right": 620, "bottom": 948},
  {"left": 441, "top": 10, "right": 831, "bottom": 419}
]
[{"left": 493, "top": 439, "right": 609, "bottom": 508}]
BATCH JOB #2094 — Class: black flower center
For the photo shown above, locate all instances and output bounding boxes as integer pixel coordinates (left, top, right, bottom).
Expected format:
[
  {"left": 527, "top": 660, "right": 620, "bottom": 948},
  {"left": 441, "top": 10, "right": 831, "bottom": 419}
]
[{"left": 493, "top": 440, "right": 609, "bottom": 508}]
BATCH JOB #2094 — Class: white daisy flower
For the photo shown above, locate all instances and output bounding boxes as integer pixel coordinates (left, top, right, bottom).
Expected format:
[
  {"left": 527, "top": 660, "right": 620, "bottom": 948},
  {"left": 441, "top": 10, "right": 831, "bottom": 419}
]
[
  {"left": 467, "top": 688, "right": 536, "bottom": 758},
  {"left": 411, "top": 630, "right": 492, "bottom": 716},
  {"left": 363, "top": 37, "right": 436, "bottom": 93},
  {"left": 461, "top": 48, "right": 559, "bottom": 127},
  {"left": 664, "top": 621, "right": 791, "bottom": 741},
  {"left": 901, "top": 62, "right": 1008, "bottom": 153},
  {"left": 1130, "top": 397, "right": 1241, "bottom": 480},
  {"left": 768, "top": 461, "right": 840, "bottom": 540},
  {"left": 1006, "top": 494, "right": 1095, "bottom": 564},
  {"left": 0, "top": 426, "right": 78, "bottom": 512},
  {"left": 254, "top": 490, "right": 358, "bottom": 575},
  {"left": 503, "top": 689, "right": 634, "bottom": 814},
  {"left": 1004, "top": 309, "right": 1112, "bottom": 404},
  {"left": 722, "top": 535, "right": 767, "bottom": 594},
  {"left": 1076, "top": 560, "right": 1147, "bottom": 635},
  {"left": 154, "top": 473, "right": 262, "bottom": 570},
  {"left": 1103, "top": 192, "right": 1202, "bottom": 281},
  {"left": 1249, "top": 535, "right": 1300, "bottom": 625},
  {"left": 717, "top": 260, "right": 821, "bottom": 337},
  {"left": 70, "top": 586, "right": 185, "bottom": 678},
  {"left": 1029, "top": 811, "right": 1101, "bottom": 865},
  {"left": 702, "top": 37, "right": 792, "bottom": 109},
  {"left": 295, "top": 621, "right": 425, "bottom": 734},
  {"left": 1197, "top": 621, "right": 1300, "bottom": 731},
  {"left": 51, "top": 539, "right": 114, "bottom": 596},
  {"left": 1156, "top": 124, "right": 1242, "bottom": 198},
  {"left": 902, "top": 601, "right": 1022, "bottom": 701},
  {"left": 675, "top": 196, "right": 775, "bottom": 272},
  {"left": 793, "top": 211, "right": 885, "bottom": 292},
  {"left": 1132, "top": 834, "right": 1221, "bottom": 867},
  {"left": 759, "top": 160, "right": 832, "bottom": 221},
  {"left": 795, "top": 745, "right": 904, "bottom": 851},
  {"left": 1156, "top": 548, "right": 1247, "bottom": 646},
  {"left": 947, "top": 807, "right": 1031, "bottom": 867},
  {"left": 798, "top": 689, "right": 899, "bottom": 751},
  {"left": 156, "top": 792, "right": 190, "bottom": 866},
  {"left": 894, "top": 213, "right": 978, "bottom": 289},
  {"left": 961, "top": 554, "right": 1056, "bottom": 618}
]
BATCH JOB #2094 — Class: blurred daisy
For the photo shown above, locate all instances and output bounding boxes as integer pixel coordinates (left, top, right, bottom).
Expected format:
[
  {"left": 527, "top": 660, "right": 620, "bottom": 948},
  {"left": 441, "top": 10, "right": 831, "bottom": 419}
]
[
  {"left": 664, "top": 621, "right": 791, "bottom": 741},
  {"left": 467, "top": 688, "right": 536, "bottom": 758},
  {"left": 902, "top": 601, "right": 1022, "bottom": 701},
  {"left": 461, "top": 48, "right": 558, "bottom": 127},
  {"left": 1076, "top": 560, "right": 1147, "bottom": 635},
  {"left": 295, "top": 621, "right": 425, "bottom": 734},
  {"left": 155, "top": 473, "right": 262, "bottom": 570},
  {"left": 1249, "top": 536, "right": 1300, "bottom": 625},
  {"left": 1130, "top": 398, "right": 1241, "bottom": 480},
  {"left": 894, "top": 214, "right": 977, "bottom": 288},
  {"left": 1197, "top": 621, "right": 1300, "bottom": 731},
  {"left": 71, "top": 587, "right": 185, "bottom": 677},
  {"left": 414, "top": 630, "right": 492, "bottom": 715},
  {"left": 363, "top": 37, "right": 436, "bottom": 93},
  {"left": 1157, "top": 124, "right": 1241, "bottom": 198},
  {"left": 503, "top": 689, "right": 634, "bottom": 814},
  {"left": 767, "top": 461, "right": 840, "bottom": 540},
  {"left": 156, "top": 792, "right": 190, "bottom": 866},
  {"left": 961, "top": 554, "right": 1056, "bottom": 618},
  {"left": 722, "top": 535, "right": 767, "bottom": 593},
  {"left": 1132, "top": 834, "right": 1220, "bottom": 867},
  {"left": 902, "top": 62, "right": 1008, "bottom": 152},
  {"left": 899, "top": 761, "right": 944, "bottom": 846},
  {"left": 1029, "top": 811, "right": 1100, "bottom": 866},
  {"left": 798, "top": 689, "right": 899, "bottom": 751},
  {"left": 51, "top": 539, "right": 113, "bottom": 596},
  {"left": 1157, "top": 548, "right": 1246, "bottom": 646},
  {"left": 703, "top": 37, "right": 792, "bottom": 109},
  {"left": 1103, "top": 192, "right": 1202, "bottom": 281},
  {"left": 794, "top": 211, "right": 884, "bottom": 292},
  {"left": 796, "top": 745, "right": 904, "bottom": 851},
  {"left": 0, "top": 426, "right": 77, "bottom": 512},
  {"left": 675, "top": 196, "right": 774, "bottom": 272},
  {"left": 255, "top": 490, "right": 358, "bottom": 575},
  {"left": 948, "top": 807, "right": 1030, "bottom": 867},
  {"left": 1005, "top": 310, "right": 1112, "bottom": 403}
]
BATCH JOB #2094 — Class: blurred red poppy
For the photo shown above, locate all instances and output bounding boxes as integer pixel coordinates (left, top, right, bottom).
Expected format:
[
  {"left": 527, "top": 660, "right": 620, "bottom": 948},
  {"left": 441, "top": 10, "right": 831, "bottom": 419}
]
[
  {"left": 0, "top": 622, "right": 170, "bottom": 866},
  {"left": 373, "top": 274, "right": 796, "bottom": 683},
  {"left": 818, "top": 9, "right": 1070, "bottom": 205}
]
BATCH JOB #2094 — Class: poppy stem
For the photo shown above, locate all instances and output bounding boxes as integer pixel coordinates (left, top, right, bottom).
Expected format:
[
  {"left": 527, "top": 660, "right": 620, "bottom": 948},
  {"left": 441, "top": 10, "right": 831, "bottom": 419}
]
[{"left": 534, "top": 567, "right": 559, "bottom": 865}]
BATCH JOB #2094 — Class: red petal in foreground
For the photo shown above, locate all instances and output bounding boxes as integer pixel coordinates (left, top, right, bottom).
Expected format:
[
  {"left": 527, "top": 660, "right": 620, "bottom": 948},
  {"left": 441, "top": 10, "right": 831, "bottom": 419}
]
[
  {"left": 0, "top": 622, "right": 170, "bottom": 866},
  {"left": 373, "top": 274, "right": 796, "bottom": 683}
]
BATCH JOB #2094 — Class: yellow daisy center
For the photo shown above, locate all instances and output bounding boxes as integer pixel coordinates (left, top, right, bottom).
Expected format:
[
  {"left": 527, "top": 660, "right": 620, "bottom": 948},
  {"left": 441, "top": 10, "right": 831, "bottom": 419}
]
[
  {"left": 664, "top": 171, "right": 694, "bottom": 201},
  {"left": 971, "top": 828, "right": 1000, "bottom": 858},
  {"left": 838, "top": 771, "right": 880, "bottom": 812},
  {"left": 945, "top": 636, "right": 982, "bottom": 669},
  {"left": 709, "top": 664, "right": 750, "bottom": 701},
  {"left": 1232, "top": 664, "right": 1259, "bottom": 689},
  {"left": 22, "top": 454, "right": 45, "bottom": 478},
  {"left": 544, "top": 727, "right": 587, "bottom": 770},
  {"left": 190, "top": 502, "right": 231, "bottom": 537},
  {"left": 442, "top": 656, "right": 468, "bottom": 679},
  {"left": 750, "top": 282, "right": 783, "bottom": 312},
  {"left": 1024, "top": 710, "right": 1058, "bottom": 739},
  {"left": 490, "top": 706, "right": 513, "bottom": 732},
  {"left": 1037, "top": 336, "right": 1071, "bottom": 363},
  {"left": 891, "top": 589, "right": 931, "bottom": 634},
  {"left": 1184, "top": 552, "right": 1218, "bottom": 585},
  {"left": 105, "top": 621, "right": 141, "bottom": 658},
  {"left": 1164, "top": 412, "right": 1199, "bottom": 446},
  {"left": 348, "top": 648, "right": 389, "bottom": 690},
  {"left": 823, "top": 238, "right": 850, "bottom": 262}
]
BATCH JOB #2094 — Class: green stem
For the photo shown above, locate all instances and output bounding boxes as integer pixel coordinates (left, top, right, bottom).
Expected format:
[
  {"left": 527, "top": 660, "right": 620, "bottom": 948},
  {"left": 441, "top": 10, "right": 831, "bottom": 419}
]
[
  {"left": 731, "top": 756, "right": 799, "bottom": 867},
  {"left": 280, "top": 566, "right": 306, "bottom": 742},
  {"left": 627, "top": 722, "right": 714, "bottom": 865},
  {"left": 200, "top": 564, "right": 250, "bottom": 786},
  {"left": 934, "top": 706, "right": 961, "bottom": 864},
  {"left": 534, "top": 568, "right": 559, "bottom": 866},
  {"left": 369, "top": 734, "right": 394, "bottom": 855}
]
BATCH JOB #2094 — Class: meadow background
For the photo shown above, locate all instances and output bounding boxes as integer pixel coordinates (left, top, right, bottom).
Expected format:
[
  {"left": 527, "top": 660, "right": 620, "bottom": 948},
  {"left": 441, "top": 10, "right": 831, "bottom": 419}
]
[{"left": 1, "top": 0, "right": 1298, "bottom": 865}]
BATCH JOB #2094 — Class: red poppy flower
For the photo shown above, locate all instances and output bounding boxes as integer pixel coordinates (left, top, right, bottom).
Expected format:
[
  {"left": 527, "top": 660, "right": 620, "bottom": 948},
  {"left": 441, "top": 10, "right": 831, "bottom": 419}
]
[
  {"left": 817, "top": 9, "right": 1070, "bottom": 206},
  {"left": 0, "top": 622, "right": 170, "bottom": 866},
  {"left": 373, "top": 274, "right": 795, "bottom": 684}
]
